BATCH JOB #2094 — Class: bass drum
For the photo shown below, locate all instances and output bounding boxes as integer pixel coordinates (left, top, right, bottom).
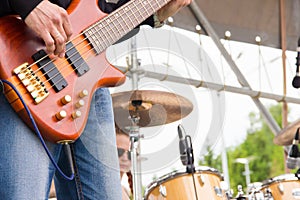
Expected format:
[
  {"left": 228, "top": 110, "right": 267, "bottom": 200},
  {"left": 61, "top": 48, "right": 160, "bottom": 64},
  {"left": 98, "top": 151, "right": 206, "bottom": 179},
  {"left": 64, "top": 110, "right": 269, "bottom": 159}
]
[
  {"left": 144, "top": 166, "right": 228, "bottom": 200},
  {"left": 260, "top": 174, "right": 300, "bottom": 199}
]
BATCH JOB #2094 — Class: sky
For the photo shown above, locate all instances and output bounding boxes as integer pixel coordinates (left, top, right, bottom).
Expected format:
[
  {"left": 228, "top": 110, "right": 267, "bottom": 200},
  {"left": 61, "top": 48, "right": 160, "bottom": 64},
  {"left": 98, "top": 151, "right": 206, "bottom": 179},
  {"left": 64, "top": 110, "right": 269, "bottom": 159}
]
[{"left": 106, "top": 25, "right": 300, "bottom": 190}]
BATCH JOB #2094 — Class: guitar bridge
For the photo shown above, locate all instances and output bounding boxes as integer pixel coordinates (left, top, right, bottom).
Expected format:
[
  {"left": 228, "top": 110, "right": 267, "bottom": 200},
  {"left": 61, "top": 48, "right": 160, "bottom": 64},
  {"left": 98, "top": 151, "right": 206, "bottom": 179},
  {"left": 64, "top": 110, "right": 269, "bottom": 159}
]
[{"left": 13, "top": 62, "right": 49, "bottom": 104}]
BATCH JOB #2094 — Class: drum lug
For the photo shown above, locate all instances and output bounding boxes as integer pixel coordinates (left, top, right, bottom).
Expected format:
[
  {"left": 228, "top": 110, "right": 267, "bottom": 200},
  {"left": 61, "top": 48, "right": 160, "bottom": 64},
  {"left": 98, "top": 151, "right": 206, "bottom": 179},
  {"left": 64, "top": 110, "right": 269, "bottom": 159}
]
[
  {"left": 292, "top": 188, "right": 300, "bottom": 198},
  {"left": 198, "top": 174, "right": 205, "bottom": 185},
  {"left": 213, "top": 186, "right": 223, "bottom": 197},
  {"left": 159, "top": 185, "right": 167, "bottom": 197},
  {"left": 264, "top": 188, "right": 273, "bottom": 198},
  {"left": 277, "top": 183, "right": 284, "bottom": 194}
]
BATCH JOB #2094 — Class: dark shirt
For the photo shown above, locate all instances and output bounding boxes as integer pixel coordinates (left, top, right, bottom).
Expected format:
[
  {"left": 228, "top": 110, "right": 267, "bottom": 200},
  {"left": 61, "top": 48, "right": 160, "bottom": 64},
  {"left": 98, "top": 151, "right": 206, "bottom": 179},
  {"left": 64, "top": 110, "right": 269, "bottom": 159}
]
[{"left": 0, "top": 0, "right": 154, "bottom": 26}]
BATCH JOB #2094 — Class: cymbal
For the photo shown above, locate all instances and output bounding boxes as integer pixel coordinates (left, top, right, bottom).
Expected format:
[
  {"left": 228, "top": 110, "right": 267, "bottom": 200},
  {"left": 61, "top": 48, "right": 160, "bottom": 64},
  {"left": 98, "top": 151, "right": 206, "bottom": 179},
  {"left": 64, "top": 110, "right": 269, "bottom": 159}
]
[
  {"left": 112, "top": 90, "right": 193, "bottom": 129},
  {"left": 273, "top": 118, "right": 300, "bottom": 145}
]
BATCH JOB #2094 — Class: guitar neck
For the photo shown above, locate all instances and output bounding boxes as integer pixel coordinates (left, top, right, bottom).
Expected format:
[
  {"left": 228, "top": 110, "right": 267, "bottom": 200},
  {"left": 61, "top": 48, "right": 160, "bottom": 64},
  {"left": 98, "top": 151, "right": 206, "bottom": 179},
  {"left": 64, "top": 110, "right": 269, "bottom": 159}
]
[{"left": 84, "top": 0, "right": 171, "bottom": 54}]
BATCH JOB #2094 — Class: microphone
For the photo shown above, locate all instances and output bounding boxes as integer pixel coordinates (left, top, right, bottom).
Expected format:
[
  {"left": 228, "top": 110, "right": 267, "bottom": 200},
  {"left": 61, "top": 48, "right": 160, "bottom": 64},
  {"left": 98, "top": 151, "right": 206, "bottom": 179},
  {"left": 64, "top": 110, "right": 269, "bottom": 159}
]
[
  {"left": 292, "top": 37, "right": 300, "bottom": 88},
  {"left": 286, "top": 128, "right": 300, "bottom": 169},
  {"left": 178, "top": 124, "right": 188, "bottom": 166}
]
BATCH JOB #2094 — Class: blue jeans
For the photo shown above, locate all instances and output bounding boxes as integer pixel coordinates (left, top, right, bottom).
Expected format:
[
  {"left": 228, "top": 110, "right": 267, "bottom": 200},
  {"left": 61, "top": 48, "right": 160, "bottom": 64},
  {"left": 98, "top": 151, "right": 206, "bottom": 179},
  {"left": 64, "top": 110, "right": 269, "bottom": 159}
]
[{"left": 0, "top": 88, "right": 122, "bottom": 200}]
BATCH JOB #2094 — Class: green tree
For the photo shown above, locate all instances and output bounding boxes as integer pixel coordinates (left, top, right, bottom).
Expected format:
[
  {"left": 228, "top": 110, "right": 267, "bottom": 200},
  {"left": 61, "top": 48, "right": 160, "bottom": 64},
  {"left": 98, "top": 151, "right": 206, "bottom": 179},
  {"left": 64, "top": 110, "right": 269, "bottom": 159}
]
[{"left": 199, "top": 103, "right": 287, "bottom": 194}]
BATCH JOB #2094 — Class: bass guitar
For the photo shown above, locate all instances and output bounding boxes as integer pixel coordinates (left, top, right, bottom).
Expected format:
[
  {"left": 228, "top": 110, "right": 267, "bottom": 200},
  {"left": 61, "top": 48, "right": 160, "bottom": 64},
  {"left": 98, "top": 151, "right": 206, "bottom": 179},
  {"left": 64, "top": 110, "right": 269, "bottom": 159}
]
[{"left": 0, "top": 0, "right": 170, "bottom": 142}]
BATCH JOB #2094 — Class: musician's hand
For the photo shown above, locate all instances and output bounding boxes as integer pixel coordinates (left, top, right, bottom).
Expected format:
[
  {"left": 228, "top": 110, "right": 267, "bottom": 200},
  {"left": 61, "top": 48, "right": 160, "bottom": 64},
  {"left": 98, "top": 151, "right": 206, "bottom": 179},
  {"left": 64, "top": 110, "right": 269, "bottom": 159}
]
[
  {"left": 157, "top": 0, "right": 192, "bottom": 22},
  {"left": 24, "top": 1, "right": 73, "bottom": 58}
]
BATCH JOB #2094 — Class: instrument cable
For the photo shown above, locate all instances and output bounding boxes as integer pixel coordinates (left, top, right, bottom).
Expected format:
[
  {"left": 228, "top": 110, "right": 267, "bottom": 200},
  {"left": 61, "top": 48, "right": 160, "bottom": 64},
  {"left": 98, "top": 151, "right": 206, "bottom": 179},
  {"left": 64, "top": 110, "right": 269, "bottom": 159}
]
[
  {"left": 0, "top": 80, "right": 3, "bottom": 93},
  {"left": 1, "top": 79, "right": 74, "bottom": 180},
  {"left": 186, "top": 135, "right": 198, "bottom": 200},
  {"left": 191, "top": 169, "right": 198, "bottom": 200}
]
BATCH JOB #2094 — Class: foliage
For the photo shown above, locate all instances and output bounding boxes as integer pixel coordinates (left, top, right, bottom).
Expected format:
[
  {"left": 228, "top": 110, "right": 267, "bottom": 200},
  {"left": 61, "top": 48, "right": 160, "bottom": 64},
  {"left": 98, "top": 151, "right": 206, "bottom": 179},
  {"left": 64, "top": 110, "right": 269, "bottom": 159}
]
[{"left": 198, "top": 103, "right": 288, "bottom": 195}]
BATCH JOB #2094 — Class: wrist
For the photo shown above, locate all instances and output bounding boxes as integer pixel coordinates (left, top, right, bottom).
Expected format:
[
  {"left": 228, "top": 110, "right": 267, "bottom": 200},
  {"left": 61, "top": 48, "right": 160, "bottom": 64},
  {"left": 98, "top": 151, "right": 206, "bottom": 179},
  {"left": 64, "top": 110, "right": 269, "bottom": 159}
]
[{"left": 153, "top": 12, "right": 165, "bottom": 28}]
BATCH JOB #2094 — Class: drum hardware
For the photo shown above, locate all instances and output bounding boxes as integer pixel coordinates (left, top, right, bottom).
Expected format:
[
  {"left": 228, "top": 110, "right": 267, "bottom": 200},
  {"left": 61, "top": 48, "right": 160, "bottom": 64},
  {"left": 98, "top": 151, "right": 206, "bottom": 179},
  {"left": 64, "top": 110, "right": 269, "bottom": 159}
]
[
  {"left": 292, "top": 188, "right": 300, "bottom": 198},
  {"left": 231, "top": 185, "right": 248, "bottom": 200},
  {"left": 236, "top": 185, "right": 245, "bottom": 197},
  {"left": 214, "top": 186, "right": 224, "bottom": 197},
  {"left": 158, "top": 185, "right": 167, "bottom": 197},
  {"left": 225, "top": 188, "right": 234, "bottom": 199},
  {"left": 144, "top": 167, "right": 227, "bottom": 200},
  {"left": 277, "top": 183, "right": 284, "bottom": 194},
  {"left": 127, "top": 112, "right": 143, "bottom": 200},
  {"left": 112, "top": 90, "right": 193, "bottom": 129},
  {"left": 112, "top": 90, "right": 193, "bottom": 200},
  {"left": 185, "top": 135, "right": 196, "bottom": 173},
  {"left": 198, "top": 174, "right": 205, "bottom": 185},
  {"left": 263, "top": 188, "right": 273, "bottom": 199},
  {"left": 257, "top": 173, "right": 300, "bottom": 200},
  {"left": 273, "top": 118, "right": 300, "bottom": 146},
  {"left": 184, "top": 133, "right": 198, "bottom": 199}
]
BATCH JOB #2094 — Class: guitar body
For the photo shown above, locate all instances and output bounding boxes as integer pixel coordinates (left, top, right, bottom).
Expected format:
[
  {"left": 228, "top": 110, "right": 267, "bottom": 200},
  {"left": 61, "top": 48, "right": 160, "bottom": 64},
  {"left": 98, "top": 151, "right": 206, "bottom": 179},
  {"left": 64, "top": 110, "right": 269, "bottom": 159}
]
[{"left": 0, "top": 0, "right": 126, "bottom": 142}]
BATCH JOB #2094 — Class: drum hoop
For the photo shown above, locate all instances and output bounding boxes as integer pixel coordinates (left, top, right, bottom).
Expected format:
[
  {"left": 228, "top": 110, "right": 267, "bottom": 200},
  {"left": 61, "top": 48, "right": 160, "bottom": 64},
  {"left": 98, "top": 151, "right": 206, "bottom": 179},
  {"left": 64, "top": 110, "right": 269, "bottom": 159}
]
[
  {"left": 262, "top": 174, "right": 299, "bottom": 186},
  {"left": 144, "top": 166, "right": 222, "bottom": 197}
]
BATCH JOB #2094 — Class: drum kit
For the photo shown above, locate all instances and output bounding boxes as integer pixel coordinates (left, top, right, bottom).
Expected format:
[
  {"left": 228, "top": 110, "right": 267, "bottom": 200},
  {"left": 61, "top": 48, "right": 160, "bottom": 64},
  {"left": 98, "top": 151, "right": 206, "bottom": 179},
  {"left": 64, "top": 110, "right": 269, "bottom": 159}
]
[{"left": 111, "top": 89, "right": 300, "bottom": 200}]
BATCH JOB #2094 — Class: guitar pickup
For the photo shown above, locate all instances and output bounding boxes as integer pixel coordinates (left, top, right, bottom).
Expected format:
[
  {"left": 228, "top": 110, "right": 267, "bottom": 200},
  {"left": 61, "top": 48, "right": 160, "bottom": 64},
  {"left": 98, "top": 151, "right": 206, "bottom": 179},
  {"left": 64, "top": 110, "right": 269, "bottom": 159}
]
[
  {"left": 65, "top": 42, "right": 89, "bottom": 76},
  {"left": 32, "top": 50, "right": 68, "bottom": 92}
]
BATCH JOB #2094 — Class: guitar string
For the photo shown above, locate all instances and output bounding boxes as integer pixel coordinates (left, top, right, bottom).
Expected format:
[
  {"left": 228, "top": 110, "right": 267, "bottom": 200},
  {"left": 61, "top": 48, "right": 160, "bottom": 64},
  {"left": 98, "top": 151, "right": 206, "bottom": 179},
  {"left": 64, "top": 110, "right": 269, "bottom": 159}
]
[
  {"left": 19, "top": 0, "right": 149, "bottom": 78},
  {"left": 13, "top": 0, "right": 168, "bottom": 95},
  {"left": 22, "top": 0, "right": 163, "bottom": 76},
  {"left": 0, "top": 0, "right": 168, "bottom": 180},
  {"left": 33, "top": 0, "right": 168, "bottom": 83},
  {"left": 17, "top": 0, "right": 167, "bottom": 88}
]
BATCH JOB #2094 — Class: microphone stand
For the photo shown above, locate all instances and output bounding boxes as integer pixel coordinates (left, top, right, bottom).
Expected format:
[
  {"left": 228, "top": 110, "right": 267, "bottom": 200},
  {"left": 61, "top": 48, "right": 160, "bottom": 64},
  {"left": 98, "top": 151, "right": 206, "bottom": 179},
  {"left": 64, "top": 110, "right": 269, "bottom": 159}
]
[{"left": 128, "top": 111, "right": 143, "bottom": 200}]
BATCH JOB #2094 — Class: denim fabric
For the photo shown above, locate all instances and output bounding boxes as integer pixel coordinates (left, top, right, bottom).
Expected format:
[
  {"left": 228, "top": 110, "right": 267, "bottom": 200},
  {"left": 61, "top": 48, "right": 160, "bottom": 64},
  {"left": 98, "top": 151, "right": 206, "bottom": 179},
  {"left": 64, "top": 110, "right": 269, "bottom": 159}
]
[{"left": 0, "top": 88, "right": 121, "bottom": 200}]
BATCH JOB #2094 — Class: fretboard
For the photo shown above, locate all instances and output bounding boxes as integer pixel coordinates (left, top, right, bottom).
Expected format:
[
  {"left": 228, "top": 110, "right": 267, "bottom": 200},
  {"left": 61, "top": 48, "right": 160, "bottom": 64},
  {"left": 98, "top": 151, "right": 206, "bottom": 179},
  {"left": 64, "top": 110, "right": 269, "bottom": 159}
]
[{"left": 84, "top": 0, "right": 170, "bottom": 54}]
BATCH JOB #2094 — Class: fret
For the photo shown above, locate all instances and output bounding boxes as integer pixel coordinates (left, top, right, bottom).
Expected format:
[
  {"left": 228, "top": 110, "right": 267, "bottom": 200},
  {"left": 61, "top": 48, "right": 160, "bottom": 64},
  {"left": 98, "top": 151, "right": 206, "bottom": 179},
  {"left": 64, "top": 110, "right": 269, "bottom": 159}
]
[
  {"left": 83, "top": 0, "right": 171, "bottom": 54},
  {"left": 131, "top": 3, "right": 141, "bottom": 26},
  {"left": 109, "top": 13, "right": 123, "bottom": 38},
  {"left": 93, "top": 27, "right": 104, "bottom": 52},
  {"left": 91, "top": 27, "right": 105, "bottom": 53},
  {"left": 138, "top": 1, "right": 150, "bottom": 17},
  {"left": 118, "top": 9, "right": 131, "bottom": 31},
  {"left": 139, "top": 6, "right": 148, "bottom": 17},
  {"left": 124, "top": 7, "right": 135, "bottom": 30},
  {"left": 85, "top": 29, "right": 100, "bottom": 54},
  {"left": 95, "top": 23, "right": 107, "bottom": 51},
  {"left": 135, "top": 1, "right": 144, "bottom": 18},
  {"left": 102, "top": 19, "right": 116, "bottom": 45},
  {"left": 148, "top": 2, "right": 156, "bottom": 14},
  {"left": 95, "top": 23, "right": 110, "bottom": 50},
  {"left": 107, "top": 17, "right": 122, "bottom": 41}
]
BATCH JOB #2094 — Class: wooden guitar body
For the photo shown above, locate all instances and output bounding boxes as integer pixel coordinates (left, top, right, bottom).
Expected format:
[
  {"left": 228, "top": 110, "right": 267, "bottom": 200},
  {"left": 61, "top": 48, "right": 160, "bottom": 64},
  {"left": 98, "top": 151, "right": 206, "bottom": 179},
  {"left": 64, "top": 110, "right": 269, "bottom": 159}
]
[{"left": 0, "top": 0, "right": 126, "bottom": 142}]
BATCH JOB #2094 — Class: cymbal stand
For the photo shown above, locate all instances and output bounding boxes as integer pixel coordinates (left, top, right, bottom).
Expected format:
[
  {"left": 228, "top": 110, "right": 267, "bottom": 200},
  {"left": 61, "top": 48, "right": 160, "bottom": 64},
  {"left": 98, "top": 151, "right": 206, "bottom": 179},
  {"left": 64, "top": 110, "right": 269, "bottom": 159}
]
[
  {"left": 128, "top": 113, "right": 143, "bottom": 200},
  {"left": 127, "top": 34, "right": 144, "bottom": 199}
]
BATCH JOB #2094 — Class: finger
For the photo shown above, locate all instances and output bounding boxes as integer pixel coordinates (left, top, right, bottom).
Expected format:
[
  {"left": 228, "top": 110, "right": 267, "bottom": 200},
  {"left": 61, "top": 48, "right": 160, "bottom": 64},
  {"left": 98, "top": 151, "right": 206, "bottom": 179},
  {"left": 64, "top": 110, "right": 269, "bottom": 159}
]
[
  {"left": 62, "top": 16, "right": 73, "bottom": 41},
  {"left": 42, "top": 31, "right": 56, "bottom": 56},
  {"left": 51, "top": 30, "right": 66, "bottom": 57},
  {"left": 58, "top": 6, "right": 73, "bottom": 40}
]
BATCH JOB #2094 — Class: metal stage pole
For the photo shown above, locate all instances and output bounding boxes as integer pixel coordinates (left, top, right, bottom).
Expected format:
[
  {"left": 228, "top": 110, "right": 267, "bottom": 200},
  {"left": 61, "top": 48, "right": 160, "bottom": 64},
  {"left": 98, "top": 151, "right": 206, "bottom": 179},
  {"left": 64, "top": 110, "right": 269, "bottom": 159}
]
[
  {"left": 117, "top": 66, "right": 300, "bottom": 105},
  {"left": 188, "top": 1, "right": 281, "bottom": 135}
]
